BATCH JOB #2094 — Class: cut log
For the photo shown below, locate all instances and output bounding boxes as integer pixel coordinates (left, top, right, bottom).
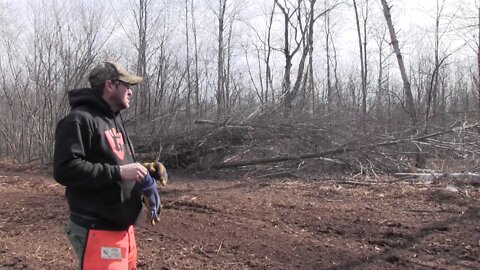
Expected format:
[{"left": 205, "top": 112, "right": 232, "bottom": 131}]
[{"left": 394, "top": 172, "right": 480, "bottom": 184}]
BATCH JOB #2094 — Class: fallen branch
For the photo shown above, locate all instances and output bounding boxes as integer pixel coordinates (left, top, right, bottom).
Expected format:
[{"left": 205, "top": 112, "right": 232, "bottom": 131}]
[
  {"left": 194, "top": 119, "right": 255, "bottom": 130},
  {"left": 212, "top": 122, "right": 479, "bottom": 169}
]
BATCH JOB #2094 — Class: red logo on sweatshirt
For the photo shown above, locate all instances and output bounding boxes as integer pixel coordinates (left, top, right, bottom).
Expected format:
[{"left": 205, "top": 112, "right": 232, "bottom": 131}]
[{"left": 104, "top": 128, "right": 125, "bottom": 160}]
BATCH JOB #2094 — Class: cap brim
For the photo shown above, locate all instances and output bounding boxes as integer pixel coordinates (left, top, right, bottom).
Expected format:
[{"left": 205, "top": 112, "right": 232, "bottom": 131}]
[{"left": 119, "top": 75, "right": 143, "bottom": 85}]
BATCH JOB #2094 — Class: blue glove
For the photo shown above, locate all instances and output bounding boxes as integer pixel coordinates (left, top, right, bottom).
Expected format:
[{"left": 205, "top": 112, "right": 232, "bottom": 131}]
[{"left": 140, "top": 174, "right": 161, "bottom": 225}]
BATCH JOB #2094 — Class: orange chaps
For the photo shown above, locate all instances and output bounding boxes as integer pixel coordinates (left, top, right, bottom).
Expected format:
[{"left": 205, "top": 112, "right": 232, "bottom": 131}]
[{"left": 81, "top": 225, "right": 137, "bottom": 270}]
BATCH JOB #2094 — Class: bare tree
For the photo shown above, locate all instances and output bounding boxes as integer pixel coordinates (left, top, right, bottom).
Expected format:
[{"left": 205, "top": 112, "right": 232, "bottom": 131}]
[
  {"left": 324, "top": 0, "right": 333, "bottom": 111},
  {"left": 275, "top": 0, "right": 327, "bottom": 115},
  {"left": 0, "top": 1, "right": 107, "bottom": 162},
  {"left": 134, "top": 0, "right": 149, "bottom": 120},
  {"left": 476, "top": 5, "right": 480, "bottom": 117},
  {"left": 372, "top": 22, "right": 390, "bottom": 122},
  {"left": 381, "top": 0, "right": 428, "bottom": 167},
  {"left": 266, "top": 5, "right": 276, "bottom": 105},
  {"left": 304, "top": 0, "right": 316, "bottom": 114},
  {"left": 217, "top": 0, "right": 227, "bottom": 118},
  {"left": 185, "top": 0, "right": 193, "bottom": 127},
  {"left": 456, "top": 0, "right": 480, "bottom": 117},
  {"left": 352, "top": 0, "right": 368, "bottom": 117},
  {"left": 249, "top": 3, "right": 276, "bottom": 106},
  {"left": 243, "top": 2, "right": 277, "bottom": 107},
  {"left": 274, "top": 0, "right": 303, "bottom": 114},
  {"left": 189, "top": 0, "right": 202, "bottom": 117},
  {"left": 380, "top": 0, "right": 417, "bottom": 125},
  {"left": 424, "top": 0, "right": 460, "bottom": 124}
]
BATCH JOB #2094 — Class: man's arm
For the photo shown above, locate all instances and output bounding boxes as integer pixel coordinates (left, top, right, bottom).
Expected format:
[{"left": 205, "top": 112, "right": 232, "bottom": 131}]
[{"left": 53, "top": 117, "right": 120, "bottom": 190}]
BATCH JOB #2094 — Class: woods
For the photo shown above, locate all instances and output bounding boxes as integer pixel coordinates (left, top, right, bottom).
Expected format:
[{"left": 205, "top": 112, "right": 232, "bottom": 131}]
[{"left": 0, "top": 0, "right": 479, "bottom": 175}]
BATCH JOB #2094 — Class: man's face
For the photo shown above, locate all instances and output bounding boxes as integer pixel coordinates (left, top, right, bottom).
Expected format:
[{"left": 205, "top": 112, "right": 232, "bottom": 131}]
[{"left": 111, "top": 80, "right": 133, "bottom": 111}]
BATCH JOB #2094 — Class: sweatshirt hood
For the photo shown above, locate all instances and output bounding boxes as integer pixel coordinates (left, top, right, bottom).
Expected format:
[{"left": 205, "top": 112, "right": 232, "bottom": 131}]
[{"left": 68, "top": 88, "right": 114, "bottom": 115}]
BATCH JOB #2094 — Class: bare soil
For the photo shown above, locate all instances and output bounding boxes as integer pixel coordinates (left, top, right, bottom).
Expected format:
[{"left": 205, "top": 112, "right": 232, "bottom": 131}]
[{"left": 0, "top": 162, "right": 479, "bottom": 270}]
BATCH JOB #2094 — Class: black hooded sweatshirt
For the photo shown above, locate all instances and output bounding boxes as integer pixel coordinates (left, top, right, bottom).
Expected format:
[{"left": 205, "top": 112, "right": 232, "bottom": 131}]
[{"left": 53, "top": 88, "right": 142, "bottom": 230}]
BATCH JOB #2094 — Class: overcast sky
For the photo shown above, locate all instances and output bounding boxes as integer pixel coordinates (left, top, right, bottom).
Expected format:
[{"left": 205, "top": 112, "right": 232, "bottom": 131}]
[{"left": 1, "top": 0, "right": 476, "bottom": 75}]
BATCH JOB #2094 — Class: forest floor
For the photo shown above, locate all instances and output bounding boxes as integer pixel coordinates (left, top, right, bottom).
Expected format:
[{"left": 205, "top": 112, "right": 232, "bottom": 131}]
[{"left": 0, "top": 161, "right": 479, "bottom": 270}]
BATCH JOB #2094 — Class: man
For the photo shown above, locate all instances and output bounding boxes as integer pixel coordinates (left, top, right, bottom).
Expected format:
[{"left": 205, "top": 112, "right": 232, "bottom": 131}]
[{"left": 53, "top": 61, "right": 161, "bottom": 270}]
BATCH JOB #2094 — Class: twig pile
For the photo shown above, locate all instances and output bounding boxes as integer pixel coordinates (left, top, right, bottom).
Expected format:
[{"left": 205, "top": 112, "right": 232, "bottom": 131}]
[{"left": 134, "top": 117, "right": 480, "bottom": 178}]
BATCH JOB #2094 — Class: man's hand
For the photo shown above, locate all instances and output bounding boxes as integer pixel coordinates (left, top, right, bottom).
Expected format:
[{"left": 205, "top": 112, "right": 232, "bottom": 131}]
[
  {"left": 143, "top": 162, "right": 168, "bottom": 186},
  {"left": 140, "top": 174, "right": 161, "bottom": 225},
  {"left": 120, "top": 163, "right": 148, "bottom": 182}
]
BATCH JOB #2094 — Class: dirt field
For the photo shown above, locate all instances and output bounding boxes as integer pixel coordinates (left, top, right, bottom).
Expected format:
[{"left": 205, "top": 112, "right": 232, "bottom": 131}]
[{"left": 0, "top": 162, "right": 479, "bottom": 270}]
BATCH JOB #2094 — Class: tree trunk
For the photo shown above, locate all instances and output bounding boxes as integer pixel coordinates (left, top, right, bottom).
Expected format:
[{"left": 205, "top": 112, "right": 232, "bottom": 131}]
[
  {"left": 325, "top": 0, "right": 332, "bottom": 112},
  {"left": 380, "top": 0, "right": 417, "bottom": 125},
  {"left": 376, "top": 32, "right": 384, "bottom": 120},
  {"left": 217, "top": 0, "right": 227, "bottom": 119},
  {"left": 353, "top": 0, "right": 367, "bottom": 117},
  {"left": 136, "top": 0, "right": 148, "bottom": 121},
  {"left": 266, "top": 4, "right": 275, "bottom": 105},
  {"left": 185, "top": 0, "right": 192, "bottom": 128},
  {"left": 477, "top": 7, "right": 480, "bottom": 117},
  {"left": 307, "top": 0, "right": 316, "bottom": 114},
  {"left": 188, "top": 0, "right": 201, "bottom": 117},
  {"left": 381, "top": 0, "right": 422, "bottom": 167},
  {"left": 275, "top": 0, "right": 293, "bottom": 113}
]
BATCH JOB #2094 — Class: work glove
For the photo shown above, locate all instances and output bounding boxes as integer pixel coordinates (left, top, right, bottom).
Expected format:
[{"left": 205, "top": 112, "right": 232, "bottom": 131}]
[
  {"left": 143, "top": 162, "right": 168, "bottom": 186},
  {"left": 140, "top": 174, "right": 161, "bottom": 225}
]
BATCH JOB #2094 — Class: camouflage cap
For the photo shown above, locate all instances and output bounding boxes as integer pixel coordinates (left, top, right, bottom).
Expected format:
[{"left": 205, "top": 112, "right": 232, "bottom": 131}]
[{"left": 88, "top": 61, "right": 143, "bottom": 87}]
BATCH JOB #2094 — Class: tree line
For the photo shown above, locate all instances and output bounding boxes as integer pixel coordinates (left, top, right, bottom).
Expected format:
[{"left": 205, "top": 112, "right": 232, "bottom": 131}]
[{"left": 0, "top": 0, "right": 478, "bottom": 172}]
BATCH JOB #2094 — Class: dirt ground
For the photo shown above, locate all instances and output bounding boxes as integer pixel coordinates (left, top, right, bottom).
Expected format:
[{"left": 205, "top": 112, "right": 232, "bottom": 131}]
[{"left": 0, "top": 162, "right": 479, "bottom": 270}]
